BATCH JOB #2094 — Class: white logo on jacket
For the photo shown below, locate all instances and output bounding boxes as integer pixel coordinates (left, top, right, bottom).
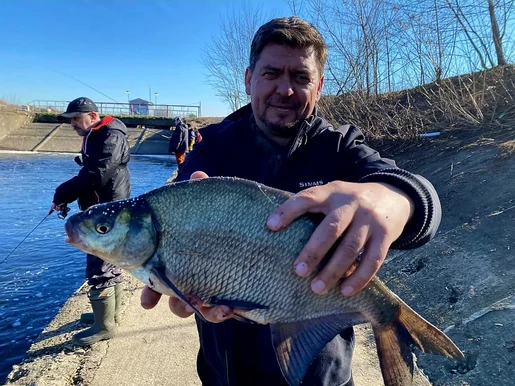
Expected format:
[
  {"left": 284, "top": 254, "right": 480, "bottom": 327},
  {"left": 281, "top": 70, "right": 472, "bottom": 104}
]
[{"left": 299, "top": 180, "right": 324, "bottom": 188}]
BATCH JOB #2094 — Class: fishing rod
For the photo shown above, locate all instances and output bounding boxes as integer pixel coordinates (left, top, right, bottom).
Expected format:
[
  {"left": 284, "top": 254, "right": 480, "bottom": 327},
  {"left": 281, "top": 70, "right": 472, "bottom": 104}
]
[{"left": 0, "top": 205, "right": 70, "bottom": 267}]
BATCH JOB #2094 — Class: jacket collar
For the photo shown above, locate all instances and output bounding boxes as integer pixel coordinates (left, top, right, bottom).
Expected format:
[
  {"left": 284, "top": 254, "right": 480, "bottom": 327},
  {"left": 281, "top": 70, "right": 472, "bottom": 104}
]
[
  {"left": 91, "top": 116, "right": 115, "bottom": 131},
  {"left": 229, "top": 103, "right": 331, "bottom": 157}
]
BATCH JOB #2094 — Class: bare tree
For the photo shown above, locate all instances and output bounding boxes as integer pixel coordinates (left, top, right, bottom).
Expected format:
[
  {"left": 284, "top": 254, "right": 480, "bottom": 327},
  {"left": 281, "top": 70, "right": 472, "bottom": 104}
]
[
  {"left": 488, "top": 0, "right": 507, "bottom": 66},
  {"left": 201, "top": 5, "right": 270, "bottom": 112}
]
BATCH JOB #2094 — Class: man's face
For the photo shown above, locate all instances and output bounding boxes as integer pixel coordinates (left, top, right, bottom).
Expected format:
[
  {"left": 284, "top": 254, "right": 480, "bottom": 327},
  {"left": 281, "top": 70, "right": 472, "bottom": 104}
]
[
  {"left": 70, "top": 112, "right": 97, "bottom": 136},
  {"left": 245, "top": 44, "right": 324, "bottom": 139}
]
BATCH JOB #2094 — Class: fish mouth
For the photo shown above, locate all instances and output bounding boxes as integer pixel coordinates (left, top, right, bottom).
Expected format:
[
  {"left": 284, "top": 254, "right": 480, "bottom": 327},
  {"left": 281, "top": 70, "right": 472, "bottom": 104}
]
[{"left": 64, "top": 220, "right": 83, "bottom": 246}]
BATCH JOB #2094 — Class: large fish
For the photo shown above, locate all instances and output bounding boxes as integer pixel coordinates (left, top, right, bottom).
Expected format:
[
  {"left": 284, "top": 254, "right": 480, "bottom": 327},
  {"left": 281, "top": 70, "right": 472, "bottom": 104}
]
[{"left": 64, "top": 177, "right": 464, "bottom": 386}]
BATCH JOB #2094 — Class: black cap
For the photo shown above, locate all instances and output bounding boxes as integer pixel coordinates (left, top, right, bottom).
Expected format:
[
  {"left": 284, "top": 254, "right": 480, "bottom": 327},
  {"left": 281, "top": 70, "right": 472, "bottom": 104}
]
[{"left": 58, "top": 97, "right": 98, "bottom": 119}]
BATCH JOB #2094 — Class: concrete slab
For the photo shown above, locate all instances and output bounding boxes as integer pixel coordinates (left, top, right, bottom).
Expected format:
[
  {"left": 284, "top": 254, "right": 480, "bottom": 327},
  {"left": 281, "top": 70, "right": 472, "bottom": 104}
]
[{"left": 90, "top": 285, "right": 201, "bottom": 386}]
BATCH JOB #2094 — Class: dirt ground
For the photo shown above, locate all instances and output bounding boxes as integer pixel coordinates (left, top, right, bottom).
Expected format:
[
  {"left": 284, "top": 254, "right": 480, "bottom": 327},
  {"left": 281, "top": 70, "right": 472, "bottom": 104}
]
[{"left": 371, "top": 126, "right": 515, "bottom": 385}]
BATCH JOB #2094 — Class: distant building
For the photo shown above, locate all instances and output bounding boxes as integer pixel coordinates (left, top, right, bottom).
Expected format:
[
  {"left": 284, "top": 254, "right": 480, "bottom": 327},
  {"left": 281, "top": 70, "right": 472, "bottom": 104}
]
[{"left": 129, "top": 98, "right": 152, "bottom": 115}]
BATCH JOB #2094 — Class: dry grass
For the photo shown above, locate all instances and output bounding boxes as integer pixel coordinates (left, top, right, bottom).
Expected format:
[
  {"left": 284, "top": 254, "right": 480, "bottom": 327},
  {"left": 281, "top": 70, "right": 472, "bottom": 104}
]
[
  {"left": 184, "top": 117, "right": 223, "bottom": 129},
  {"left": 498, "top": 139, "right": 515, "bottom": 158},
  {"left": 0, "top": 99, "right": 19, "bottom": 112},
  {"left": 319, "top": 64, "right": 515, "bottom": 140}
]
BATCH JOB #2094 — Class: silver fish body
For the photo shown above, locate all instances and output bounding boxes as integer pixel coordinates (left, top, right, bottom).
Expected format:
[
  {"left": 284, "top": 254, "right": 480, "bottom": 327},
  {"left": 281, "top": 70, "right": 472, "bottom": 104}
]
[{"left": 65, "top": 177, "right": 464, "bottom": 386}]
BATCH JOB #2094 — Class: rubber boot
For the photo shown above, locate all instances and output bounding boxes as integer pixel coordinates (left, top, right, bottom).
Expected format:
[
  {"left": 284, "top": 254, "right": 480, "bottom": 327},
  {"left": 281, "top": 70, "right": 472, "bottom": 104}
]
[
  {"left": 72, "top": 287, "right": 116, "bottom": 346},
  {"left": 114, "top": 282, "right": 123, "bottom": 322},
  {"left": 80, "top": 282, "right": 123, "bottom": 325}
]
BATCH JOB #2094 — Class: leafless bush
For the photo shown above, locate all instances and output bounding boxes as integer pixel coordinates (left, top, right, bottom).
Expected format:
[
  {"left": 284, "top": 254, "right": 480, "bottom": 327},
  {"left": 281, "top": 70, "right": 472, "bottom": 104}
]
[{"left": 319, "top": 64, "right": 515, "bottom": 139}]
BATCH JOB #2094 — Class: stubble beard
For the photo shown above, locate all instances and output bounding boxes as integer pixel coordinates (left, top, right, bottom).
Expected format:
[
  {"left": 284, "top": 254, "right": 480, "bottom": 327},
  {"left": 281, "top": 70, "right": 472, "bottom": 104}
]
[{"left": 259, "top": 109, "right": 301, "bottom": 139}]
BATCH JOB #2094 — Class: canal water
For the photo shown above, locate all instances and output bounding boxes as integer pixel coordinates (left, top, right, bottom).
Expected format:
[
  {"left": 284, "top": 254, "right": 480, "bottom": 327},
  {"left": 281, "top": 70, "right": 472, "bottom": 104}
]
[{"left": 0, "top": 152, "right": 175, "bottom": 383}]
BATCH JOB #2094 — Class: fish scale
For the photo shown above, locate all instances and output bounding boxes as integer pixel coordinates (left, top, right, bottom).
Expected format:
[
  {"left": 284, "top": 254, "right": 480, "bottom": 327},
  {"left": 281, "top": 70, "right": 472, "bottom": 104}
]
[{"left": 64, "top": 176, "right": 465, "bottom": 386}]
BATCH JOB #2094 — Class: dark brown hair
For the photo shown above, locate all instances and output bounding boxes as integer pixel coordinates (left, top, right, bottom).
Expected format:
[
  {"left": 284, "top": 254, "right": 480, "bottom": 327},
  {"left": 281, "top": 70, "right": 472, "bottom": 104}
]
[{"left": 249, "top": 17, "right": 327, "bottom": 76}]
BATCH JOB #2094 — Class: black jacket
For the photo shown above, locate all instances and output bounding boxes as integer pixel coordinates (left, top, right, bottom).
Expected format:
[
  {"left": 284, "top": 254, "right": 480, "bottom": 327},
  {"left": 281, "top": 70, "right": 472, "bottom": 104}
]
[
  {"left": 177, "top": 104, "right": 441, "bottom": 386},
  {"left": 54, "top": 116, "right": 131, "bottom": 210},
  {"left": 169, "top": 121, "right": 189, "bottom": 153}
]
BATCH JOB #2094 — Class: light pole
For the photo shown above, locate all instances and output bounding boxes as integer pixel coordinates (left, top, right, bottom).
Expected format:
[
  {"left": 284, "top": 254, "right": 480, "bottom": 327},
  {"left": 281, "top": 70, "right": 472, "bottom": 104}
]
[
  {"left": 154, "top": 92, "right": 159, "bottom": 106},
  {"left": 126, "top": 91, "right": 131, "bottom": 115}
]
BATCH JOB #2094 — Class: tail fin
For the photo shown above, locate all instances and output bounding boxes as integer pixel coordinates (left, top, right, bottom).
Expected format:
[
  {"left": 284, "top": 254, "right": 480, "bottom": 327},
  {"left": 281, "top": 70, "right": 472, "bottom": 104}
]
[{"left": 373, "top": 301, "right": 464, "bottom": 386}]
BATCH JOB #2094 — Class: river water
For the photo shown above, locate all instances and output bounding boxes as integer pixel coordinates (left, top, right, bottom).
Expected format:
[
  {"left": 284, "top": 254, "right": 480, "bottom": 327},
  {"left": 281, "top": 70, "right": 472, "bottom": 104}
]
[{"left": 0, "top": 152, "right": 175, "bottom": 383}]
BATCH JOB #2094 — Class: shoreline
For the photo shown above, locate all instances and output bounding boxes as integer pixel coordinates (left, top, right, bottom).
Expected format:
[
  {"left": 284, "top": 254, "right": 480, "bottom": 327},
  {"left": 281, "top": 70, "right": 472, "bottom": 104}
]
[{"left": 5, "top": 273, "right": 429, "bottom": 386}]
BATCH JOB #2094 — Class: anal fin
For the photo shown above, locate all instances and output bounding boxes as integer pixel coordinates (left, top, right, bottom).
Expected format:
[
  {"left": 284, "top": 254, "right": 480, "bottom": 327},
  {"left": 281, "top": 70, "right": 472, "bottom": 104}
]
[{"left": 271, "top": 313, "right": 363, "bottom": 385}]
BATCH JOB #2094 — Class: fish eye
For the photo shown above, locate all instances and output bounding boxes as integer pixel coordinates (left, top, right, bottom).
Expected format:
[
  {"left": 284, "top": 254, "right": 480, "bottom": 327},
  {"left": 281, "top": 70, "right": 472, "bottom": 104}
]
[{"left": 96, "top": 224, "right": 110, "bottom": 234}]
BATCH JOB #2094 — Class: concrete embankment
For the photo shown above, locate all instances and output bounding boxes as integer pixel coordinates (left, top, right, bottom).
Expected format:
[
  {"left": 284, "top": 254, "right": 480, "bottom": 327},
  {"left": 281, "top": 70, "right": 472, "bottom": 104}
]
[
  {"left": 5, "top": 275, "right": 391, "bottom": 386},
  {"left": 0, "top": 112, "right": 34, "bottom": 142},
  {"left": 0, "top": 112, "right": 172, "bottom": 154}
]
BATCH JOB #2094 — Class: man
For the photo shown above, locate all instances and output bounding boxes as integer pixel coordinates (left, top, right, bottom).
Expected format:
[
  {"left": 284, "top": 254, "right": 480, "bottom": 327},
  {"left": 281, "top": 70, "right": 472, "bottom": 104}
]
[
  {"left": 142, "top": 17, "right": 441, "bottom": 386},
  {"left": 51, "top": 97, "right": 131, "bottom": 346},
  {"left": 168, "top": 116, "right": 189, "bottom": 169}
]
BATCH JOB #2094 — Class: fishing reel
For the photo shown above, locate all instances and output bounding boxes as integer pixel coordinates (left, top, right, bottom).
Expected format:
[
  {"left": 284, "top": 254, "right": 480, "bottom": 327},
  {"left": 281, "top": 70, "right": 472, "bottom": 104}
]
[{"left": 57, "top": 205, "right": 71, "bottom": 219}]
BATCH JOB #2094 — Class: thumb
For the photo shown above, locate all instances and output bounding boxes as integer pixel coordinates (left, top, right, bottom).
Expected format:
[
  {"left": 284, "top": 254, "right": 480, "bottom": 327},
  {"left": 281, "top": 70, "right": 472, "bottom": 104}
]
[{"left": 190, "top": 171, "right": 209, "bottom": 180}]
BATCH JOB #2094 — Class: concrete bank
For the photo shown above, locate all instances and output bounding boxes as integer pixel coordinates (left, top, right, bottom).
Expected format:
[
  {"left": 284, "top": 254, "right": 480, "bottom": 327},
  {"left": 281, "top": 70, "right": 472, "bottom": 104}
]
[
  {"left": 5, "top": 273, "right": 403, "bottom": 386},
  {"left": 0, "top": 112, "right": 33, "bottom": 141},
  {"left": 0, "top": 112, "right": 172, "bottom": 154},
  {"left": 0, "top": 112, "right": 222, "bottom": 154}
]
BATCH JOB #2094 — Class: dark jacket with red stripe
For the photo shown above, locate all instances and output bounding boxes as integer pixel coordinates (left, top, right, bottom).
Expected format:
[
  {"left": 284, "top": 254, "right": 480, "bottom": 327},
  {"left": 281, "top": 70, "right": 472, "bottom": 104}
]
[
  {"left": 53, "top": 116, "right": 131, "bottom": 210},
  {"left": 175, "top": 104, "right": 441, "bottom": 386}
]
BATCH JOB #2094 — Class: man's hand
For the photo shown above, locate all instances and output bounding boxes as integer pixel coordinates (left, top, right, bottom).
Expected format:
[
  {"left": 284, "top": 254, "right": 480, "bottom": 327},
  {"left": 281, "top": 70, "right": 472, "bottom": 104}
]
[
  {"left": 50, "top": 202, "right": 65, "bottom": 213},
  {"left": 139, "top": 170, "right": 234, "bottom": 323},
  {"left": 140, "top": 286, "right": 234, "bottom": 322},
  {"left": 266, "top": 180, "right": 414, "bottom": 297}
]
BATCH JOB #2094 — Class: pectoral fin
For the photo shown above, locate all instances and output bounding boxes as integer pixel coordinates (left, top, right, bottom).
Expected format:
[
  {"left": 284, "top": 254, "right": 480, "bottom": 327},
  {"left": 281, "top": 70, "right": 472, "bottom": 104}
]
[
  {"left": 271, "top": 313, "right": 364, "bottom": 385},
  {"left": 209, "top": 297, "right": 269, "bottom": 310},
  {"left": 149, "top": 266, "right": 207, "bottom": 322}
]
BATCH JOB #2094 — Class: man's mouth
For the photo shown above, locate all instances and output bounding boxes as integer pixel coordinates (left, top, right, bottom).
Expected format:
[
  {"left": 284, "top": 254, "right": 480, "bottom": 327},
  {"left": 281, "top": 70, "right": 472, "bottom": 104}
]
[{"left": 269, "top": 104, "right": 295, "bottom": 112}]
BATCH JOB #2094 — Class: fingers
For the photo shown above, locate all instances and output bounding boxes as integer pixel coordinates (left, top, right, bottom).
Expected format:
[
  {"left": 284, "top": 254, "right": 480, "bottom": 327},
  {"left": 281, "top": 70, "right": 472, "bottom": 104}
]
[
  {"left": 267, "top": 187, "right": 329, "bottom": 231},
  {"left": 293, "top": 205, "right": 354, "bottom": 280},
  {"left": 197, "top": 304, "right": 234, "bottom": 323},
  {"left": 339, "top": 238, "right": 389, "bottom": 296},
  {"left": 309, "top": 224, "right": 369, "bottom": 295},
  {"left": 190, "top": 171, "right": 209, "bottom": 180},
  {"left": 50, "top": 203, "right": 63, "bottom": 212},
  {"left": 140, "top": 285, "right": 162, "bottom": 309},
  {"left": 169, "top": 295, "right": 234, "bottom": 323},
  {"left": 169, "top": 296, "right": 195, "bottom": 318}
]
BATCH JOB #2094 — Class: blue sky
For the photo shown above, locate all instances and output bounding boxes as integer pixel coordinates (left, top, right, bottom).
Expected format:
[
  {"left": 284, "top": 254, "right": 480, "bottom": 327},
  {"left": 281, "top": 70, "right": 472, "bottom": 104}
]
[{"left": 0, "top": 0, "right": 292, "bottom": 117}]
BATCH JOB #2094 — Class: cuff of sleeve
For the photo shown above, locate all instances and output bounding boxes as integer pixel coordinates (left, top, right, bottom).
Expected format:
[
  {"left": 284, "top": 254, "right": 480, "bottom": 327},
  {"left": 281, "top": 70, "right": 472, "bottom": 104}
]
[
  {"left": 358, "top": 168, "right": 435, "bottom": 249},
  {"left": 53, "top": 178, "right": 79, "bottom": 205}
]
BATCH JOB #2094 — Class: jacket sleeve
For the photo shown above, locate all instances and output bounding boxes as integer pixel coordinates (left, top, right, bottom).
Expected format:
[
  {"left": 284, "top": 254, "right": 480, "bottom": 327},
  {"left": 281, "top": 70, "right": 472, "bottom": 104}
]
[
  {"left": 53, "top": 131, "right": 126, "bottom": 204},
  {"left": 335, "top": 124, "right": 442, "bottom": 250},
  {"left": 175, "top": 139, "right": 218, "bottom": 182}
]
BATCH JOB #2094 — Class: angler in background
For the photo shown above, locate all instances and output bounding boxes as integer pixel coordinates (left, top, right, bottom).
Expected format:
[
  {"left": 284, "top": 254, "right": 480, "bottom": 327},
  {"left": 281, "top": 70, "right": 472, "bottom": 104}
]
[
  {"left": 51, "top": 97, "right": 131, "bottom": 347},
  {"left": 168, "top": 116, "right": 189, "bottom": 170},
  {"left": 142, "top": 17, "right": 442, "bottom": 386}
]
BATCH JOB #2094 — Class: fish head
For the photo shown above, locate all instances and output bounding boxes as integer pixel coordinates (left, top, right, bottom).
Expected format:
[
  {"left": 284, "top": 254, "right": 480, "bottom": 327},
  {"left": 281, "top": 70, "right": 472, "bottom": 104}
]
[{"left": 64, "top": 197, "right": 158, "bottom": 269}]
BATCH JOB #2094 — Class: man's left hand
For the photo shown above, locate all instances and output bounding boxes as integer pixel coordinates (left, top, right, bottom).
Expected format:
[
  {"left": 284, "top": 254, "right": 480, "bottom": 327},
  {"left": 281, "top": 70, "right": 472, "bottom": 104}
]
[{"left": 266, "top": 181, "right": 414, "bottom": 297}]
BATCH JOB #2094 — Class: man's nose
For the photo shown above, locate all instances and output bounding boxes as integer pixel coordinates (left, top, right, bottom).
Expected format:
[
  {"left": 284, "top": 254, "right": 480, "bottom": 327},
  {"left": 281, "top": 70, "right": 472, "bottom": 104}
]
[{"left": 276, "top": 78, "right": 294, "bottom": 96}]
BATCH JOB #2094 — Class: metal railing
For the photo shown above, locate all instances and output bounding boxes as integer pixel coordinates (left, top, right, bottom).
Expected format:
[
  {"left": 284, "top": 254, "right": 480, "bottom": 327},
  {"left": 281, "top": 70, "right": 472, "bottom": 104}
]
[{"left": 29, "top": 100, "right": 202, "bottom": 118}]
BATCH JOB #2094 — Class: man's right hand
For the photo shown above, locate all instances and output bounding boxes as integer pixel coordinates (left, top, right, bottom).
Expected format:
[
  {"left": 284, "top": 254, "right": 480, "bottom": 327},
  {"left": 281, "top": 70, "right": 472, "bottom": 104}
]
[
  {"left": 139, "top": 170, "right": 235, "bottom": 323},
  {"left": 50, "top": 202, "right": 65, "bottom": 213}
]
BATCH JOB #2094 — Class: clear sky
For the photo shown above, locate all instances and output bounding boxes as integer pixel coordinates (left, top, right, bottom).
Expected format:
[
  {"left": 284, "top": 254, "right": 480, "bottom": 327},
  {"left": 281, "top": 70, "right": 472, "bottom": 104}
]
[{"left": 0, "top": 0, "right": 293, "bottom": 117}]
